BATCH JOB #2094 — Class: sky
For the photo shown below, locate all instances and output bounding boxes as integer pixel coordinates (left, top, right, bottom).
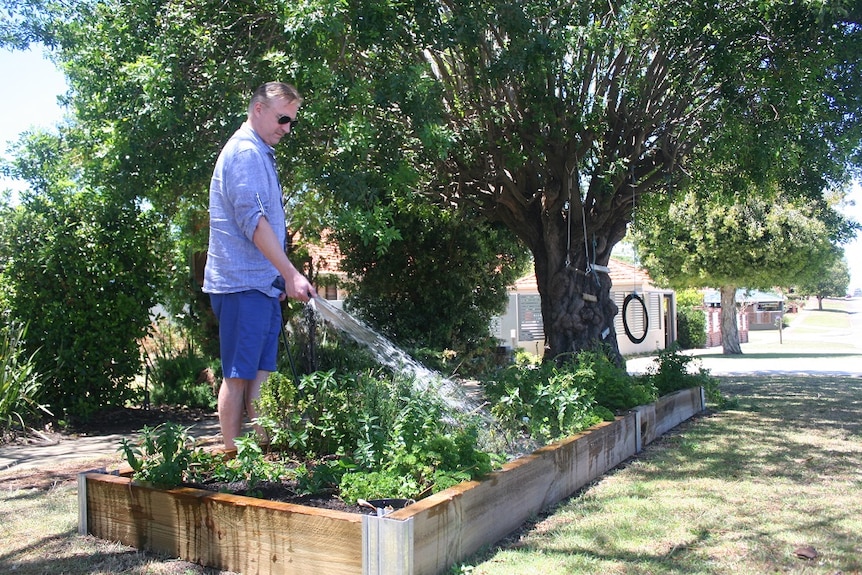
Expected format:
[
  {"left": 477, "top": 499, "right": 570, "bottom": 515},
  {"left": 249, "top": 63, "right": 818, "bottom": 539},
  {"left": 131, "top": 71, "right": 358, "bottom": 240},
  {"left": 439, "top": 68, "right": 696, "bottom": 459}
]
[
  {"left": 1, "top": 47, "right": 861, "bottom": 292},
  {"left": 0, "top": 47, "right": 69, "bottom": 195}
]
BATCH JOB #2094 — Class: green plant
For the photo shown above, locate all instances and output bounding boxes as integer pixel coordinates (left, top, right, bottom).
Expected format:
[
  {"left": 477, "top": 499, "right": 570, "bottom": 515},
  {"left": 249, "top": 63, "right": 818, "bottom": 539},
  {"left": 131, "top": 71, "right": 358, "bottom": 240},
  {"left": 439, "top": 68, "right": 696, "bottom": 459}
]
[
  {"left": 0, "top": 320, "right": 51, "bottom": 431},
  {"left": 643, "top": 345, "right": 720, "bottom": 403},
  {"left": 485, "top": 348, "right": 653, "bottom": 445},
  {"left": 144, "top": 320, "right": 218, "bottom": 410},
  {"left": 676, "top": 305, "right": 707, "bottom": 349},
  {"left": 490, "top": 362, "right": 605, "bottom": 445},
  {"left": 256, "top": 366, "right": 494, "bottom": 503},
  {"left": 202, "top": 434, "right": 292, "bottom": 492},
  {"left": 119, "top": 422, "right": 196, "bottom": 488},
  {"left": 0, "top": 188, "right": 170, "bottom": 422}
]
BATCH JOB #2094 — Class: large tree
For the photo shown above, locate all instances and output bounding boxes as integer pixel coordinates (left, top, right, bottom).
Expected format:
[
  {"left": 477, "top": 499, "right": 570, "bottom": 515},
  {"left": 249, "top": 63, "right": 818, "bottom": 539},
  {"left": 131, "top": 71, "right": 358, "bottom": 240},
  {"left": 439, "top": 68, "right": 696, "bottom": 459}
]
[
  {"left": 284, "top": 0, "right": 862, "bottom": 360},
  {"left": 633, "top": 188, "right": 853, "bottom": 353},
  {"left": 7, "top": 0, "right": 862, "bottom": 362}
]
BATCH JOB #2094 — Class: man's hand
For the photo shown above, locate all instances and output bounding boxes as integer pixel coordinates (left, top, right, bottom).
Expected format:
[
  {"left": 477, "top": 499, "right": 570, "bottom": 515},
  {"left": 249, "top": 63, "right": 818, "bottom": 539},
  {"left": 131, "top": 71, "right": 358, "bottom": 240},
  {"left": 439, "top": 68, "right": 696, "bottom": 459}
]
[{"left": 284, "top": 269, "right": 317, "bottom": 303}]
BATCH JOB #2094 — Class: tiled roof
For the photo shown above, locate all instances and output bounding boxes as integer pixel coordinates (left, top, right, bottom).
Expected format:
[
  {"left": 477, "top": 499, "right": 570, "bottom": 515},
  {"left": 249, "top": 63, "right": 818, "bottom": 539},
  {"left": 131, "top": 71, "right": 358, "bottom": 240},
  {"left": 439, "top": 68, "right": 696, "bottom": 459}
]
[{"left": 512, "top": 258, "right": 655, "bottom": 292}]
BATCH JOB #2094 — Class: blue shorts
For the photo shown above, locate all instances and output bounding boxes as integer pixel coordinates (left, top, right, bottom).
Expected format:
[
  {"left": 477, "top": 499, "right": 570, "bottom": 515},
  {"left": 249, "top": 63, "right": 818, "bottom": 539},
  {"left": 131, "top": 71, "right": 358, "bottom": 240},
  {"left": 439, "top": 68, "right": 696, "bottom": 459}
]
[{"left": 210, "top": 290, "right": 282, "bottom": 380}]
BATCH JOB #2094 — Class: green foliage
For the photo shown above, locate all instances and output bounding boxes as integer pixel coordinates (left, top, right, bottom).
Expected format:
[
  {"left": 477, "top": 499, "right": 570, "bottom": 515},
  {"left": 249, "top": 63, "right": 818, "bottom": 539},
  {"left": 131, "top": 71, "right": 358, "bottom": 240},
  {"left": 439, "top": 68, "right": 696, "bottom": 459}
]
[
  {"left": 337, "top": 202, "right": 530, "bottom": 354},
  {"left": 643, "top": 345, "right": 720, "bottom": 404},
  {"left": 196, "top": 435, "right": 290, "bottom": 488},
  {"left": 256, "top": 367, "right": 493, "bottom": 503},
  {"left": 676, "top": 306, "right": 707, "bottom": 350},
  {"left": 575, "top": 350, "right": 657, "bottom": 413},
  {"left": 144, "top": 319, "right": 218, "bottom": 410},
  {"left": 8, "top": 0, "right": 861, "bottom": 362},
  {"left": 339, "top": 423, "right": 491, "bottom": 504},
  {"left": 119, "top": 422, "right": 196, "bottom": 488},
  {"left": 0, "top": 320, "right": 51, "bottom": 431},
  {"left": 486, "top": 360, "right": 602, "bottom": 446},
  {"left": 0, "top": 141, "right": 170, "bottom": 421},
  {"left": 484, "top": 348, "right": 663, "bottom": 445},
  {"left": 796, "top": 255, "right": 852, "bottom": 302},
  {"left": 636, "top": 189, "right": 851, "bottom": 292}
]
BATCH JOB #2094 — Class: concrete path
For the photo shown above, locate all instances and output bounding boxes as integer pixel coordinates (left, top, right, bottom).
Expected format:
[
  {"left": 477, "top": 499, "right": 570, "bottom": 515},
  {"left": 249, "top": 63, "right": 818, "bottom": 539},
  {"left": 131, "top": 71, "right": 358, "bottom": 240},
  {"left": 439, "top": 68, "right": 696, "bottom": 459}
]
[
  {"left": 2, "top": 299, "right": 860, "bottom": 474},
  {"left": 0, "top": 416, "right": 224, "bottom": 473}
]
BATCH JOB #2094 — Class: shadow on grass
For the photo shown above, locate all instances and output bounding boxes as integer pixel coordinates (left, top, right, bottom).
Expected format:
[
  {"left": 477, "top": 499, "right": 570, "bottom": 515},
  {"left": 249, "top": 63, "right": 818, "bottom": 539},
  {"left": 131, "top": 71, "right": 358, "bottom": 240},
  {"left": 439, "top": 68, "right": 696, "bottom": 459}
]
[
  {"left": 0, "top": 522, "right": 230, "bottom": 575},
  {"left": 460, "top": 375, "right": 862, "bottom": 574},
  {"left": 0, "top": 529, "right": 225, "bottom": 575}
]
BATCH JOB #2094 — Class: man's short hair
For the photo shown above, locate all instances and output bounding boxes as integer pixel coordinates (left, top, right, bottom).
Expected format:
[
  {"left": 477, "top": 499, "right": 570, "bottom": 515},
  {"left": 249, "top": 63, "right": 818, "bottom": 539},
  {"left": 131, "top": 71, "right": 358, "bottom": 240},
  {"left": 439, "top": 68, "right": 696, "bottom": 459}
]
[{"left": 248, "top": 82, "right": 303, "bottom": 115}]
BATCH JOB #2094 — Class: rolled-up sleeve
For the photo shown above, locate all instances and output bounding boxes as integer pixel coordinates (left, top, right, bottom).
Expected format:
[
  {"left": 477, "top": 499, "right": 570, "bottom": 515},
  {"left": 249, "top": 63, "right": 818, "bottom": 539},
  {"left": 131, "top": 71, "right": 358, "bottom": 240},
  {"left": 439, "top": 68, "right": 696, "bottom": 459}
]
[{"left": 225, "top": 148, "right": 269, "bottom": 241}]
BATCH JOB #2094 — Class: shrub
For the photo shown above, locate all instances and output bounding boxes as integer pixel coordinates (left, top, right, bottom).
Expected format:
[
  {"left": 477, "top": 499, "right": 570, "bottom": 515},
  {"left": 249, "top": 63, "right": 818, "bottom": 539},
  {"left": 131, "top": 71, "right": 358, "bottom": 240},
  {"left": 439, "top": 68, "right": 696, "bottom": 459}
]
[
  {"left": 643, "top": 345, "right": 719, "bottom": 403},
  {"left": 487, "top": 359, "right": 605, "bottom": 446},
  {"left": 0, "top": 320, "right": 51, "bottom": 432},
  {"left": 677, "top": 306, "right": 707, "bottom": 349},
  {"left": 574, "top": 349, "right": 657, "bottom": 412},
  {"left": 0, "top": 190, "right": 169, "bottom": 422},
  {"left": 484, "top": 348, "right": 659, "bottom": 445},
  {"left": 142, "top": 317, "right": 218, "bottom": 411}
]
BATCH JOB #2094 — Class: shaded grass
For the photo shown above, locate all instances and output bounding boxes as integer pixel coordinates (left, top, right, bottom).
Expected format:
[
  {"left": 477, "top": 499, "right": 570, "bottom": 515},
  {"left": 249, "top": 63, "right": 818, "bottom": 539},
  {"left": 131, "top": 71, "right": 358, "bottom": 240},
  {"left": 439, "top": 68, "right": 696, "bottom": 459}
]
[
  {"left": 457, "top": 375, "right": 862, "bottom": 574},
  {"left": 0, "top": 483, "right": 237, "bottom": 574}
]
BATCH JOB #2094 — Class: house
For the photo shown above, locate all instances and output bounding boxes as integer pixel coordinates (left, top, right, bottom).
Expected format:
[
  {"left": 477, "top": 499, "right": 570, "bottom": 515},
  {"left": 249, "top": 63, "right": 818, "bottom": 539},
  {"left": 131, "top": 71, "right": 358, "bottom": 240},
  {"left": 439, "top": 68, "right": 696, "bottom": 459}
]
[
  {"left": 304, "top": 230, "right": 347, "bottom": 305},
  {"left": 701, "top": 288, "right": 784, "bottom": 347},
  {"left": 492, "top": 259, "right": 677, "bottom": 357}
]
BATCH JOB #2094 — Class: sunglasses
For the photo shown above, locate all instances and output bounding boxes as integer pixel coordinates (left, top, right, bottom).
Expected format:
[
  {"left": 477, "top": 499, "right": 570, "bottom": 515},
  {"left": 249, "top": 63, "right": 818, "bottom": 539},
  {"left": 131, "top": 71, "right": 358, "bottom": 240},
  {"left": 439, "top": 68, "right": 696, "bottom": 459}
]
[{"left": 276, "top": 113, "right": 298, "bottom": 129}]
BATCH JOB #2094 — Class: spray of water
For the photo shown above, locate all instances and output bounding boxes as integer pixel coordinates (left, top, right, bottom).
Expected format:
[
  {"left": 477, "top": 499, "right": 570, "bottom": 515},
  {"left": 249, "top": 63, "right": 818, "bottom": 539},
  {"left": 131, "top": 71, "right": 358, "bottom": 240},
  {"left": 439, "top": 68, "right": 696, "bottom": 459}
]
[
  {"left": 308, "top": 297, "right": 540, "bottom": 457},
  {"left": 308, "top": 296, "right": 483, "bottom": 416}
]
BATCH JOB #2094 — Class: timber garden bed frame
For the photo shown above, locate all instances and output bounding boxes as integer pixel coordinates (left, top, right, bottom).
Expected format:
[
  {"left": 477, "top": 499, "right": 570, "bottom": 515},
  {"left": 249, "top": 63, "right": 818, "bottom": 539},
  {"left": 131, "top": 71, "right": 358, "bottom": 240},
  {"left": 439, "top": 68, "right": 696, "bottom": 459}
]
[{"left": 79, "top": 386, "right": 705, "bottom": 575}]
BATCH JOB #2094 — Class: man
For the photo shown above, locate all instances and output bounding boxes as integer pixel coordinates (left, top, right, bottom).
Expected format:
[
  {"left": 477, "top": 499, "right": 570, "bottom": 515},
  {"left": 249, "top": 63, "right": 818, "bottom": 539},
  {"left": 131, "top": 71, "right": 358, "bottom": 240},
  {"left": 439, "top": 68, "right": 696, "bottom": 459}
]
[{"left": 203, "top": 82, "right": 317, "bottom": 449}]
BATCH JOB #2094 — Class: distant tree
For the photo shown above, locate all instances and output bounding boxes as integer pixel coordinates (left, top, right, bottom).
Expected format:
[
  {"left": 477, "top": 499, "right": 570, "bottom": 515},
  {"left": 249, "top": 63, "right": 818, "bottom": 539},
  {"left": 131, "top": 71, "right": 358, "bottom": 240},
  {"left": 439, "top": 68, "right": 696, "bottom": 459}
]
[
  {"left": 634, "top": 187, "right": 854, "bottom": 353},
  {"left": 797, "top": 256, "right": 851, "bottom": 311}
]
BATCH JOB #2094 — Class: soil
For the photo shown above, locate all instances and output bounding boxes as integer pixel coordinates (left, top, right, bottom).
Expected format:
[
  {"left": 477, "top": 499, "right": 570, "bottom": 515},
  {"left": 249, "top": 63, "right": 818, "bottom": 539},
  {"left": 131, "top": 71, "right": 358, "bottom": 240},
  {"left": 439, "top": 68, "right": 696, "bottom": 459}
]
[
  {"left": 185, "top": 478, "right": 378, "bottom": 515},
  {"left": 1, "top": 405, "right": 392, "bottom": 516}
]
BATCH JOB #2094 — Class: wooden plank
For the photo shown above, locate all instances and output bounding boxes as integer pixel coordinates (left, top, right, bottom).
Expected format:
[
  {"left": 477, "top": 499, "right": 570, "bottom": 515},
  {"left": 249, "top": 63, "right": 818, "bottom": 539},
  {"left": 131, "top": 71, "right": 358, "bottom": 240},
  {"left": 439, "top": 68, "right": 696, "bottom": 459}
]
[
  {"left": 404, "top": 415, "right": 638, "bottom": 575},
  {"left": 85, "top": 473, "right": 364, "bottom": 575},
  {"left": 633, "top": 387, "right": 702, "bottom": 446},
  {"left": 83, "top": 386, "right": 705, "bottom": 575},
  {"left": 651, "top": 387, "right": 703, "bottom": 439}
]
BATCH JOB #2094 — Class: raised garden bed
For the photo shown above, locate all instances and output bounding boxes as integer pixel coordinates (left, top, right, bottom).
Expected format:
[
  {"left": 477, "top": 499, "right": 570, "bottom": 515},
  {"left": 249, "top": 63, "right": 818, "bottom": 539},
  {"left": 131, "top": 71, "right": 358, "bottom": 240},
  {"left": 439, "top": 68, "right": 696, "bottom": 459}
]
[{"left": 79, "top": 386, "right": 705, "bottom": 575}]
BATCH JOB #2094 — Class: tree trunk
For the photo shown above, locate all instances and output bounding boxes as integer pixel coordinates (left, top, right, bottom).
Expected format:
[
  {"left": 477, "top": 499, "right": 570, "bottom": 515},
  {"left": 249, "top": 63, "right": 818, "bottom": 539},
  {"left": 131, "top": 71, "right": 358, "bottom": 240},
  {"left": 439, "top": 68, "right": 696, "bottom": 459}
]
[
  {"left": 719, "top": 285, "right": 743, "bottom": 355},
  {"left": 525, "top": 195, "right": 630, "bottom": 365}
]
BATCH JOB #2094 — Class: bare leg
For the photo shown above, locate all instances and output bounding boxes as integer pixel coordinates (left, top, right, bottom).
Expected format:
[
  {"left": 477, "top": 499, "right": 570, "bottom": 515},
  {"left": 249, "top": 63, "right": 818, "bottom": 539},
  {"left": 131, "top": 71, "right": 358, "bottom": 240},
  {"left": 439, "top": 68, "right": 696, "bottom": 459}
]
[
  {"left": 218, "top": 376, "right": 249, "bottom": 450},
  {"left": 246, "top": 370, "right": 270, "bottom": 444}
]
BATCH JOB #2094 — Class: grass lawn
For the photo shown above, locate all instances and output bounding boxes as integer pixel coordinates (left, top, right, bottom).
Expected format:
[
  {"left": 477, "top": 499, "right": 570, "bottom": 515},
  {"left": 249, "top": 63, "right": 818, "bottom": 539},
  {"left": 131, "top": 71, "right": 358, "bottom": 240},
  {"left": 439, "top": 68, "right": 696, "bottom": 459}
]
[{"left": 456, "top": 375, "right": 862, "bottom": 574}]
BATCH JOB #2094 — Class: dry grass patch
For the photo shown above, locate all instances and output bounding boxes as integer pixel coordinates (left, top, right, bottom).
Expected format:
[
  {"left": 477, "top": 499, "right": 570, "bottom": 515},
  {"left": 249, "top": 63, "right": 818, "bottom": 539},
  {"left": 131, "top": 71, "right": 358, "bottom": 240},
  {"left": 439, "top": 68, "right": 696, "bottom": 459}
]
[{"left": 0, "top": 482, "right": 238, "bottom": 574}]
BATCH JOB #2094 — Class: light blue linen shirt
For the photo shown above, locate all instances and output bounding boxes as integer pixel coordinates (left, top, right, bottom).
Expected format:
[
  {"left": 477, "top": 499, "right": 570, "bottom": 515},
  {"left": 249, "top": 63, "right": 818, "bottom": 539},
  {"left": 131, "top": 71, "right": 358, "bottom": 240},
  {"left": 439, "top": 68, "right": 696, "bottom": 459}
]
[{"left": 203, "top": 122, "right": 286, "bottom": 297}]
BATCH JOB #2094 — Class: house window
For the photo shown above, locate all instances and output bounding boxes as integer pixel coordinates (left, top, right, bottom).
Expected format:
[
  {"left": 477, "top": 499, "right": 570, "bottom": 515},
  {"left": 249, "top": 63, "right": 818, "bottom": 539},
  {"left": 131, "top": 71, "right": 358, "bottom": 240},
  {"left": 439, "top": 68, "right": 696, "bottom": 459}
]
[{"left": 323, "top": 284, "right": 338, "bottom": 300}]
